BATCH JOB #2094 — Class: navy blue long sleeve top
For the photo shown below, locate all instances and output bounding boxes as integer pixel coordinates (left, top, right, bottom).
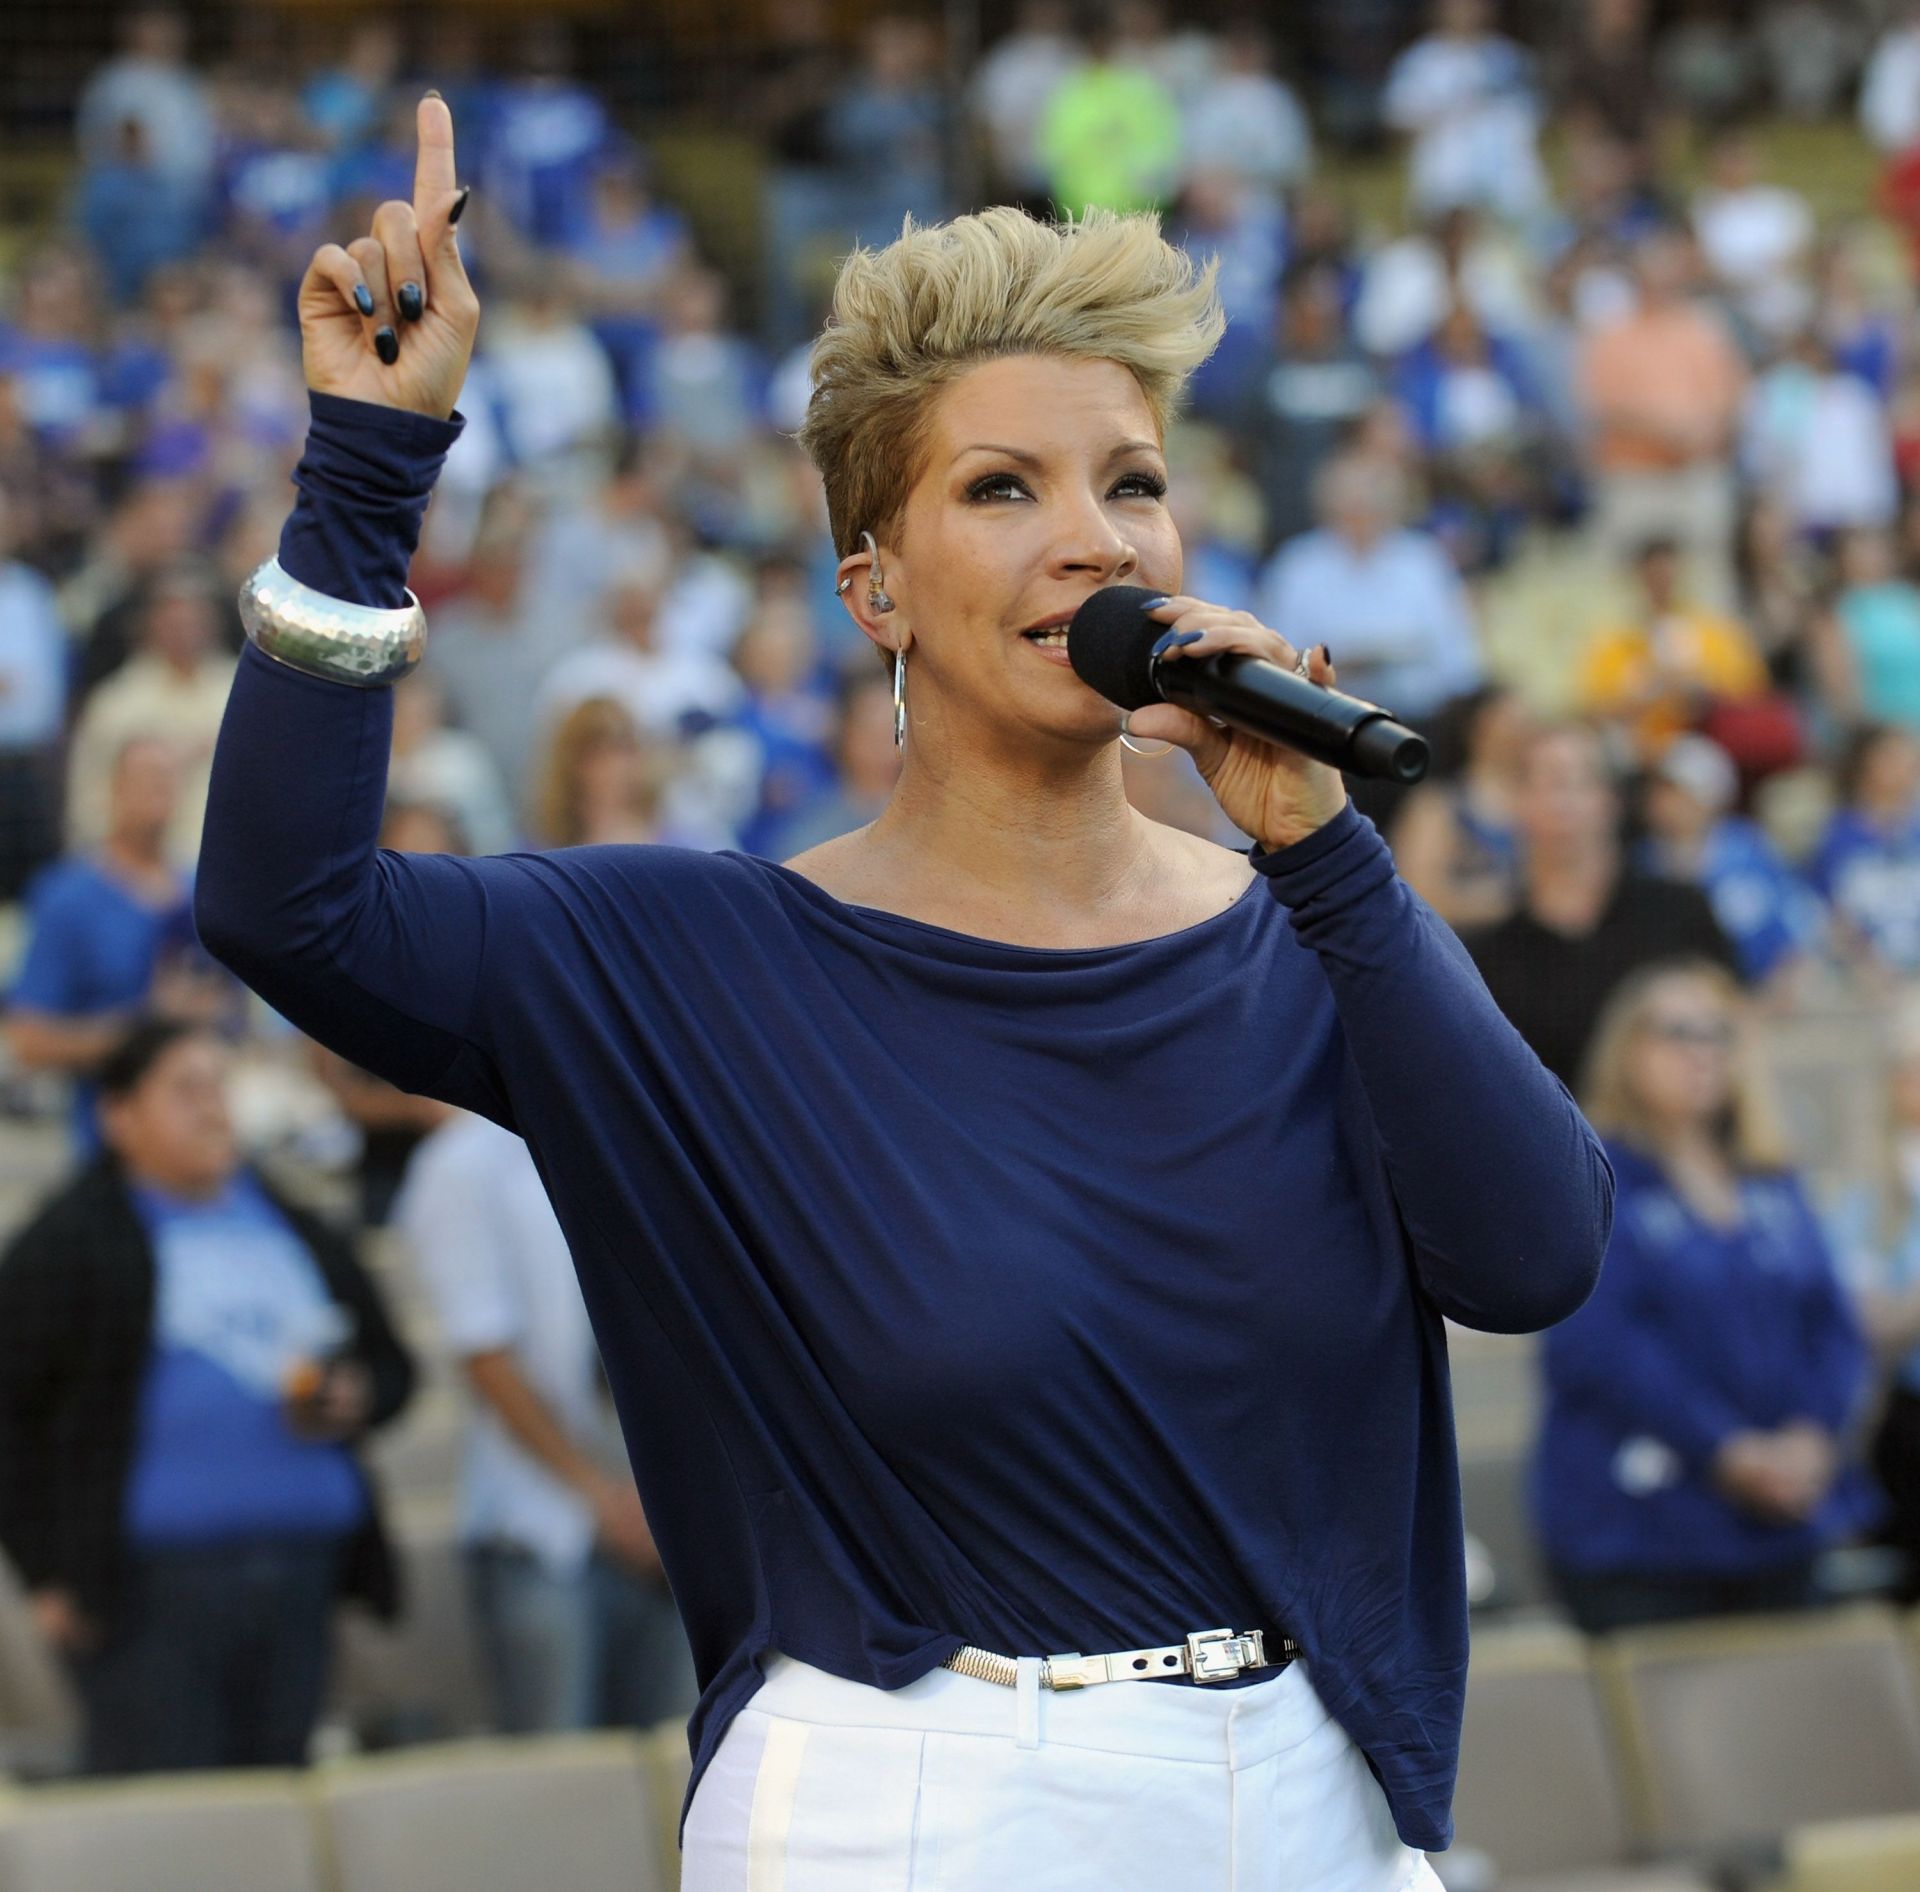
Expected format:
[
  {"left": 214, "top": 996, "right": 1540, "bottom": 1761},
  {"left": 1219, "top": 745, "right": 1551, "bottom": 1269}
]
[{"left": 195, "top": 394, "right": 1613, "bottom": 1853}]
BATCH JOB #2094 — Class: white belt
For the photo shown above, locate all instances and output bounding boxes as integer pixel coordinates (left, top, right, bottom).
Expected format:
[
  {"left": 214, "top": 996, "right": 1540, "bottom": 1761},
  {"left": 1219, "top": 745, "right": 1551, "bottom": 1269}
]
[{"left": 943, "top": 1626, "right": 1294, "bottom": 1691}]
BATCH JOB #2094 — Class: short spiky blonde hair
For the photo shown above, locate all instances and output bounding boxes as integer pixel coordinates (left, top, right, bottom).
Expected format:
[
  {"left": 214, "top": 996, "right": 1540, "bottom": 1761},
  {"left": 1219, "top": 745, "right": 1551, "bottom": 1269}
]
[{"left": 798, "top": 205, "right": 1225, "bottom": 559}]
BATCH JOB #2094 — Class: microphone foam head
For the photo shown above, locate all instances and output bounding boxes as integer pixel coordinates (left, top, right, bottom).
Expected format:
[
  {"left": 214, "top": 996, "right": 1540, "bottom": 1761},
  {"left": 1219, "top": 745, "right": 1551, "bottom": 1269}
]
[{"left": 1067, "top": 585, "right": 1170, "bottom": 712}]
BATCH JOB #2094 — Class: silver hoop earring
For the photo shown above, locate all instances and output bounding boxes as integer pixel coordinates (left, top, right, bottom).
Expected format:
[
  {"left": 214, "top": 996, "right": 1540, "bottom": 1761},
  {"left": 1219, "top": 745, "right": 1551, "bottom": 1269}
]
[
  {"left": 1117, "top": 711, "right": 1172, "bottom": 758},
  {"left": 893, "top": 645, "right": 908, "bottom": 750},
  {"left": 861, "top": 529, "right": 895, "bottom": 614}
]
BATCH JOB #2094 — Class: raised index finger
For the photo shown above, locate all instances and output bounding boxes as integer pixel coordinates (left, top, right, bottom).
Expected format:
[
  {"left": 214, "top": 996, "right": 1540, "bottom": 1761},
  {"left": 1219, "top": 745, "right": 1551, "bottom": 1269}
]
[{"left": 413, "top": 94, "right": 458, "bottom": 229}]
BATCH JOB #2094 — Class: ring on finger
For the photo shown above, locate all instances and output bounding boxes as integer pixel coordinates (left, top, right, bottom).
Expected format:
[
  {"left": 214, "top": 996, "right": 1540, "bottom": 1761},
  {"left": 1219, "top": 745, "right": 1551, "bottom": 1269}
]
[{"left": 1293, "top": 648, "right": 1311, "bottom": 678}]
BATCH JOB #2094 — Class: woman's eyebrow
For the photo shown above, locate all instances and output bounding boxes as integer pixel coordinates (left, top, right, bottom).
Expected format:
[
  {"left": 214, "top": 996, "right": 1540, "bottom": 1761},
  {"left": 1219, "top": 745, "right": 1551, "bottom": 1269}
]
[{"left": 954, "top": 440, "right": 1163, "bottom": 467}]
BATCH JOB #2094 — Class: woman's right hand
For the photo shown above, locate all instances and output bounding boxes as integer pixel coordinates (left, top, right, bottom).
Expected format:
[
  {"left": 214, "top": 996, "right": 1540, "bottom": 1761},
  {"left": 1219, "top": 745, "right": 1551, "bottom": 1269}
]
[{"left": 296, "top": 96, "right": 477, "bottom": 421}]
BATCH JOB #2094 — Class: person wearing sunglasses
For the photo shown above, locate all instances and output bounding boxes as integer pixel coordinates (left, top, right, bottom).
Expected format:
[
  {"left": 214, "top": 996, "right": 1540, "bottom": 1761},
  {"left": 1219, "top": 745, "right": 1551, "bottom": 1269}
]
[{"left": 1531, "top": 959, "right": 1879, "bottom": 1635}]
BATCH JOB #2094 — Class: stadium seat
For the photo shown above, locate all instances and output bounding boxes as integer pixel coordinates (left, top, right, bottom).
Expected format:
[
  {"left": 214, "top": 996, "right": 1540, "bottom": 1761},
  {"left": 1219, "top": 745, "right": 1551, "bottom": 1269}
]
[
  {"left": 314, "top": 1733, "right": 667, "bottom": 1892},
  {"left": 1595, "top": 1604, "right": 1920, "bottom": 1856},
  {"left": 1449, "top": 1621, "right": 1719, "bottom": 1890},
  {"left": 1773, "top": 1813, "right": 1920, "bottom": 1892},
  {"left": 637, "top": 1715, "right": 693, "bottom": 1891},
  {"left": 0, "top": 1771, "right": 324, "bottom": 1892}
]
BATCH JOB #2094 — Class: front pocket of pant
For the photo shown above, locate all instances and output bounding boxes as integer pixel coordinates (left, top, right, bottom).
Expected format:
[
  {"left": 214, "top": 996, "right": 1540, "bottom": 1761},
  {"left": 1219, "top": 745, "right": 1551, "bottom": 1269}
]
[{"left": 745, "top": 1716, "right": 929, "bottom": 1890}]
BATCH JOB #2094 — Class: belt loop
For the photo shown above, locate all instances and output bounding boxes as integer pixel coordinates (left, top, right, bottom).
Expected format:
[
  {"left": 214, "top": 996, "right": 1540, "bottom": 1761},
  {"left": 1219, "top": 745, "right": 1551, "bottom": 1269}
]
[{"left": 1014, "top": 1655, "right": 1041, "bottom": 1748}]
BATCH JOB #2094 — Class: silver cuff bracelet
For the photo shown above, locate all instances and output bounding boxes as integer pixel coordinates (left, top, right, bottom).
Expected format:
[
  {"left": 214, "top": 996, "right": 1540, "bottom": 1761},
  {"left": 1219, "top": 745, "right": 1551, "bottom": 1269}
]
[{"left": 237, "top": 556, "right": 427, "bottom": 689}]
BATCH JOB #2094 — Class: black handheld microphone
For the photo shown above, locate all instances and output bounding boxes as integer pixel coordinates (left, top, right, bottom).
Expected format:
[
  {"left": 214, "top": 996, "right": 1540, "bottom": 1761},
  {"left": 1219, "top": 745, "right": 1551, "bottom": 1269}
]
[{"left": 1067, "top": 586, "right": 1430, "bottom": 784}]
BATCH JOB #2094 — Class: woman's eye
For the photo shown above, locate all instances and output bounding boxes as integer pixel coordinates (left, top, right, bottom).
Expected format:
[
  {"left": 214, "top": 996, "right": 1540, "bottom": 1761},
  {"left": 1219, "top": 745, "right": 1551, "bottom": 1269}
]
[
  {"left": 1114, "top": 472, "right": 1167, "bottom": 499},
  {"left": 967, "top": 474, "right": 1030, "bottom": 502}
]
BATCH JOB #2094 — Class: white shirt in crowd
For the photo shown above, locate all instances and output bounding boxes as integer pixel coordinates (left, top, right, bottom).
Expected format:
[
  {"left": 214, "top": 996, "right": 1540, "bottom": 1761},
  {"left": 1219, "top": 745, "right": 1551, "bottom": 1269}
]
[
  {"left": 1380, "top": 32, "right": 1546, "bottom": 220},
  {"left": 1861, "top": 22, "right": 1920, "bottom": 153},
  {"left": 1257, "top": 528, "right": 1485, "bottom": 723},
  {"left": 1743, "top": 365, "right": 1898, "bottom": 535},
  {"left": 971, "top": 25, "right": 1082, "bottom": 190},
  {"left": 1693, "top": 183, "right": 1815, "bottom": 336},
  {"left": 396, "top": 1113, "right": 616, "bottom": 1576},
  {"left": 0, "top": 561, "right": 68, "bottom": 751},
  {"left": 534, "top": 637, "right": 744, "bottom": 741},
  {"left": 1180, "top": 70, "right": 1313, "bottom": 193}
]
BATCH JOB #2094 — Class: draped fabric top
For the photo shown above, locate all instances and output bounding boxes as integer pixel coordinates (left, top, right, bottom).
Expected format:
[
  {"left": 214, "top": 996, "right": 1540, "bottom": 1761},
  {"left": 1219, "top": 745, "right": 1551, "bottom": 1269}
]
[{"left": 193, "top": 395, "right": 1613, "bottom": 1852}]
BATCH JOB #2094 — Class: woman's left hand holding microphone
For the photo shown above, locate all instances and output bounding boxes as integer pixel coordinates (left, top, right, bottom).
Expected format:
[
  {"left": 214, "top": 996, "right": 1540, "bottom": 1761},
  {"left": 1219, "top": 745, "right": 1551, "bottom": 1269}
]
[
  {"left": 1117, "top": 597, "right": 1348, "bottom": 852},
  {"left": 296, "top": 95, "right": 477, "bottom": 420}
]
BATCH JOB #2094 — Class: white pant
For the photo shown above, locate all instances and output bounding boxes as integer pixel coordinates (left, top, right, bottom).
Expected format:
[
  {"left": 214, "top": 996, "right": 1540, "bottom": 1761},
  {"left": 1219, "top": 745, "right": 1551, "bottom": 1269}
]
[{"left": 682, "top": 1649, "right": 1447, "bottom": 1891}]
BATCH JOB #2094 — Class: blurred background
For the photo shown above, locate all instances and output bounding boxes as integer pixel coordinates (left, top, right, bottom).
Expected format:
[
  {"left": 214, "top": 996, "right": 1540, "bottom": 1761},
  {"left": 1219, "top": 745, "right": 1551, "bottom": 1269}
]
[{"left": 8, "top": 1, "right": 1920, "bottom": 1889}]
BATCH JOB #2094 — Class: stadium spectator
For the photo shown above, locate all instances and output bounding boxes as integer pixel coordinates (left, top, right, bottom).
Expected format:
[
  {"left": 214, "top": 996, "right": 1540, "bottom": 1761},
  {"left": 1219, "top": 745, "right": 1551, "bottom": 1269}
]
[
  {"left": 1380, "top": 0, "right": 1547, "bottom": 222},
  {"left": 1861, "top": 2, "right": 1920, "bottom": 155},
  {"left": 1388, "top": 682, "right": 1532, "bottom": 931},
  {"left": 481, "top": 280, "right": 622, "bottom": 493},
  {"left": 305, "top": 800, "right": 469, "bottom": 1227},
  {"left": 485, "top": 23, "right": 613, "bottom": 248},
  {"left": 1734, "top": 495, "right": 1824, "bottom": 691},
  {"left": 1576, "top": 536, "right": 1769, "bottom": 766},
  {"left": 1691, "top": 127, "right": 1815, "bottom": 341},
  {"left": 1578, "top": 226, "right": 1749, "bottom": 598},
  {"left": 5, "top": 736, "right": 235, "bottom": 1157},
  {"left": 429, "top": 484, "right": 588, "bottom": 806},
  {"left": 729, "top": 593, "right": 837, "bottom": 857},
  {"left": 1825, "top": 992, "right": 1920, "bottom": 1603},
  {"left": 74, "top": 116, "right": 205, "bottom": 309},
  {"left": 1464, "top": 721, "right": 1739, "bottom": 1088},
  {"left": 1533, "top": 961, "right": 1876, "bottom": 1634},
  {"left": 1391, "top": 295, "right": 1543, "bottom": 571},
  {"left": 1805, "top": 722, "right": 1920, "bottom": 984},
  {"left": 298, "top": 15, "right": 402, "bottom": 156},
  {"left": 1743, "top": 329, "right": 1898, "bottom": 538},
  {"left": 1256, "top": 452, "right": 1483, "bottom": 723},
  {"left": 388, "top": 668, "right": 517, "bottom": 858},
  {"left": 1230, "top": 261, "right": 1377, "bottom": 547},
  {"left": 1635, "top": 733, "right": 1827, "bottom": 991},
  {"left": 63, "top": 558, "right": 237, "bottom": 868},
  {"left": 1178, "top": 19, "right": 1312, "bottom": 198},
  {"left": 1037, "top": 6, "right": 1180, "bottom": 217},
  {"left": 0, "top": 487, "right": 68, "bottom": 901},
  {"left": 764, "top": 668, "right": 901, "bottom": 857},
  {"left": 1818, "top": 526, "right": 1920, "bottom": 728},
  {"left": 75, "top": 8, "right": 216, "bottom": 210},
  {"left": 526, "top": 696, "right": 667, "bottom": 851},
  {"left": 0, "top": 1018, "right": 415, "bottom": 1773},
  {"left": 970, "top": 0, "right": 1081, "bottom": 203},
  {"left": 396, "top": 1109, "right": 698, "bottom": 1732},
  {"left": 535, "top": 551, "right": 743, "bottom": 748}
]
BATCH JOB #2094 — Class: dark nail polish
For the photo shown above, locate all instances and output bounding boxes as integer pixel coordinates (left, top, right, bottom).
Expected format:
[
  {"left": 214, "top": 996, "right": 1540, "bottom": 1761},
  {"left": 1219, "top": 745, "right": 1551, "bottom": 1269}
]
[
  {"left": 448, "top": 186, "right": 472, "bottom": 227},
  {"left": 1141, "top": 593, "right": 1172, "bottom": 610},
  {"left": 423, "top": 88, "right": 443, "bottom": 101},
  {"left": 374, "top": 326, "right": 399, "bottom": 366},
  {"left": 1151, "top": 629, "right": 1179, "bottom": 657},
  {"left": 1171, "top": 631, "right": 1204, "bottom": 647},
  {"left": 353, "top": 284, "right": 374, "bottom": 317},
  {"left": 1320, "top": 644, "right": 1333, "bottom": 666},
  {"left": 397, "top": 282, "right": 424, "bottom": 322}
]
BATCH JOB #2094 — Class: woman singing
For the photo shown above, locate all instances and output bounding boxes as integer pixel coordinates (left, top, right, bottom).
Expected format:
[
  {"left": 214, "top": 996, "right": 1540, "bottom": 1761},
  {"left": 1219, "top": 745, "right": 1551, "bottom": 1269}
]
[{"left": 196, "top": 100, "right": 1611, "bottom": 1891}]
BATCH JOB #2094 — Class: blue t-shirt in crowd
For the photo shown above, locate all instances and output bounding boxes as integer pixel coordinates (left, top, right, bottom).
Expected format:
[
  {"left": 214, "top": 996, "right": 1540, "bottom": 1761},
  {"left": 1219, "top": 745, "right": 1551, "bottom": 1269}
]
[
  {"left": 8, "top": 857, "right": 194, "bottom": 1154},
  {"left": 123, "top": 1170, "right": 366, "bottom": 1548},
  {"left": 1638, "top": 818, "right": 1827, "bottom": 981},
  {"left": 1806, "top": 806, "right": 1920, "bottom": 974},
  {"left": 1532, "top": 1140, "right": 1878, "bottom": 1578}
]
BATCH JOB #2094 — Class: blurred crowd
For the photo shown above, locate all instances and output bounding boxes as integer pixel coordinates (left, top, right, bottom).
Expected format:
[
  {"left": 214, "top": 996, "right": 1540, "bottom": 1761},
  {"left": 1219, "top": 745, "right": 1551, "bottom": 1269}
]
[{"left": 13, "top": 0, "right": 1920, "bottom": 1783}]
